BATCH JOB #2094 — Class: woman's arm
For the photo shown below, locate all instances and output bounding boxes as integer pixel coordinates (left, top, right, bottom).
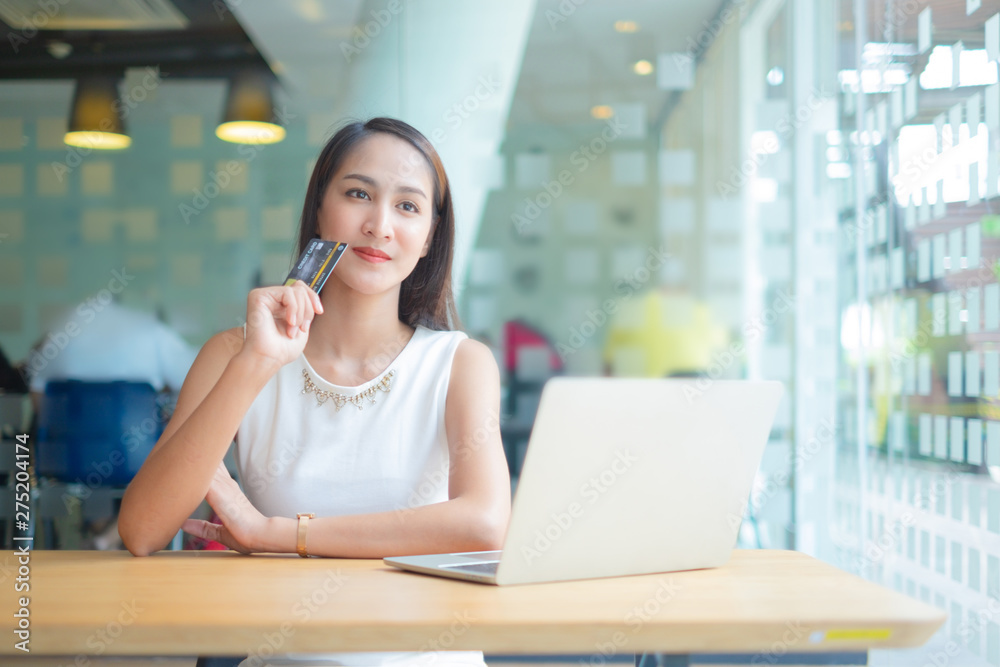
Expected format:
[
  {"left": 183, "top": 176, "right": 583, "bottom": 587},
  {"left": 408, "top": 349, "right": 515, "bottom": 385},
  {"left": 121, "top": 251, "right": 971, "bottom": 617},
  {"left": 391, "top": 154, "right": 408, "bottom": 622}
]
[
  {"left": 118, "top": 328, "right": 273, "bottom": 556},
  {"left": 251, "top": 338, "right": 512, "bottom": 557},
  {"left": 119, "top": 282, "right": 323, "bottom": 556}
]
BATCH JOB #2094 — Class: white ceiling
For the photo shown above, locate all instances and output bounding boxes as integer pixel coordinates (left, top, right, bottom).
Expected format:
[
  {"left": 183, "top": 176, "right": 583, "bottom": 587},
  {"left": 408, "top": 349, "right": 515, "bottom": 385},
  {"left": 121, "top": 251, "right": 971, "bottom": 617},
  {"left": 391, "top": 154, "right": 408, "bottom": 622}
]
[
  {"left": 228, "top": 0, "right": 364, "bottom": 116},
  {"left": 511, "top": 0, "right": 730, "bottom": 133},
  {"left": 228, "top": 0, "right": 731, "bottom": 133}
]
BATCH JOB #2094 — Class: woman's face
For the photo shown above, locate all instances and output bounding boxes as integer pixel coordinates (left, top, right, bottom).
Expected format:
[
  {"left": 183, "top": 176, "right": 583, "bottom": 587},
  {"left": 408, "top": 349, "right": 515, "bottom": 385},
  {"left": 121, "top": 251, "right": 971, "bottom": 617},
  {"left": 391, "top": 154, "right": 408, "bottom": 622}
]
[{"left": 316, "top": 133, "right": 436, "bottom": 298}]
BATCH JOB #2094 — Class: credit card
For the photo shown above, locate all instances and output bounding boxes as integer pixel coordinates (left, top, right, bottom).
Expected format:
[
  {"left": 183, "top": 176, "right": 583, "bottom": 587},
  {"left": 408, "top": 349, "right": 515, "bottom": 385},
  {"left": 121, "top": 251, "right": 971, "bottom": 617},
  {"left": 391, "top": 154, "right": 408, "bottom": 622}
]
[{"left": 284, "top": 239, "right": 347, "bottom": 293}]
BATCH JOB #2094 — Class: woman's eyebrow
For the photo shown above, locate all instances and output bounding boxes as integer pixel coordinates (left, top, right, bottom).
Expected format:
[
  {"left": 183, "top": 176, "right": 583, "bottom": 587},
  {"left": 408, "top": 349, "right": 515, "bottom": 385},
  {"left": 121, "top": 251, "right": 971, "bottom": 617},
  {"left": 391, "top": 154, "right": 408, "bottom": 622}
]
[{"left": 343, "top": 173, "right": 427, "bottom": 200}]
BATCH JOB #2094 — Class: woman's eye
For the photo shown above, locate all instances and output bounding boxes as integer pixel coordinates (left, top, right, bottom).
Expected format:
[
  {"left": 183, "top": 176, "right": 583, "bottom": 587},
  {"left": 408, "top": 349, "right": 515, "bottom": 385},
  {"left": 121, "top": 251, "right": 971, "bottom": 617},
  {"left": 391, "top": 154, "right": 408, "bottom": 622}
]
[
  {"left": 400, "top": 201, "right": 418, "bottom": 213},
  {"left": 347, "top": 189, "right": 370, "bottom": 200}
]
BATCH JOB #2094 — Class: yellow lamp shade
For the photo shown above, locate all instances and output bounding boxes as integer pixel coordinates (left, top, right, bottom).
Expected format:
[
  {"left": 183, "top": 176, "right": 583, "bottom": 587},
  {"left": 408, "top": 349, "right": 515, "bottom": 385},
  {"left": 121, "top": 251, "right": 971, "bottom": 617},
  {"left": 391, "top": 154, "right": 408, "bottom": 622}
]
[
  {"left": 216, "top": 71, "right": 285, "bottom": 145},
  {"left": 64, "top": 76, "right": 131, "bottom": 150}
]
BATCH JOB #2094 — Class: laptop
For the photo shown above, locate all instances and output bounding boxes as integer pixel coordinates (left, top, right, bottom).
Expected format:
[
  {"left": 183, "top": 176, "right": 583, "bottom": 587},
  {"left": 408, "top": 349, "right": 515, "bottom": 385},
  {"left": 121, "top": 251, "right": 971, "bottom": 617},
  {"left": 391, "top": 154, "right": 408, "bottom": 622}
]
[{"left": 384, "top": 377, "right": 783, "bottom": 586}]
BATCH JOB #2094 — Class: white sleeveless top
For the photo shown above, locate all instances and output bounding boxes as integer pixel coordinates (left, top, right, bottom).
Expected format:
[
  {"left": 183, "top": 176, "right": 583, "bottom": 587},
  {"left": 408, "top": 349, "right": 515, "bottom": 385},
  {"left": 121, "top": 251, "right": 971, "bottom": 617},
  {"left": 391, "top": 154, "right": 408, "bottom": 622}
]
[{"left": 235, "top": 325, "right": 485, "bottom": 667}]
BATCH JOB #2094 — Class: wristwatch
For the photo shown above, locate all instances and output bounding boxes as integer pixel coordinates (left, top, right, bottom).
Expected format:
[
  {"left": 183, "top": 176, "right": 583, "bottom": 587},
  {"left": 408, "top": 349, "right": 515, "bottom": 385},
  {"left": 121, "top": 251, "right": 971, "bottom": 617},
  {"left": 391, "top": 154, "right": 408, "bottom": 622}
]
[{"left": 296, "top": 512, "right": 315, "bottom": 558}]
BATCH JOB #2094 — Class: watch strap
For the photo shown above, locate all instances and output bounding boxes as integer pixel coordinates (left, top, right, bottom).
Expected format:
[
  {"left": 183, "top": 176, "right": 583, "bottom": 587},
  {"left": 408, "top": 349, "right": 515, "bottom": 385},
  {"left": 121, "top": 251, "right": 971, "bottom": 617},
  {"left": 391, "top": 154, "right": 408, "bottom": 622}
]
[{"left": 296, "top": 513, "right": 315, "bottom": 557}]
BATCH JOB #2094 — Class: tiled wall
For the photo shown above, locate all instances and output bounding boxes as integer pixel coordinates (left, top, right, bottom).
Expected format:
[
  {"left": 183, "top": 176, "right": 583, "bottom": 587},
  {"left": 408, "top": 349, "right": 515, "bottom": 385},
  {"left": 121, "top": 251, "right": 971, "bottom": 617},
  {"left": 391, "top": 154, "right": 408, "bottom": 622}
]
[{"left": 0, "top": 95, "right": 326, "bottom": 361}]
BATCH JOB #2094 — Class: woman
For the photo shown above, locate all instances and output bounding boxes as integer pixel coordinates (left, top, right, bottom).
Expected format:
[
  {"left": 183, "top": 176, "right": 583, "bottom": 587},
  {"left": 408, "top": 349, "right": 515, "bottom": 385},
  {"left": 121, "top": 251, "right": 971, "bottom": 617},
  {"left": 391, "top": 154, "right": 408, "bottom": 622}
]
[{"left": 119, "top": 117, "right": 511, "bottom": 667}]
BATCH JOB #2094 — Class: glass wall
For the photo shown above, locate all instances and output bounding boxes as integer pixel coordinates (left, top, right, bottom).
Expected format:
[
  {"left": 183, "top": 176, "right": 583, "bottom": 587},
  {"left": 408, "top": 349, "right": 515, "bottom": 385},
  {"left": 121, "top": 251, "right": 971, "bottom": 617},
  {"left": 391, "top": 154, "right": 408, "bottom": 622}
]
[
  {"left": 833, "top": 0, "right": 1000, "bottom": 664},
  {"left": 659, "top": 0, "right": 1000, "bottom": 662},
  {"left": 656, "top": 0, "right": 842, "bottom": 556}
]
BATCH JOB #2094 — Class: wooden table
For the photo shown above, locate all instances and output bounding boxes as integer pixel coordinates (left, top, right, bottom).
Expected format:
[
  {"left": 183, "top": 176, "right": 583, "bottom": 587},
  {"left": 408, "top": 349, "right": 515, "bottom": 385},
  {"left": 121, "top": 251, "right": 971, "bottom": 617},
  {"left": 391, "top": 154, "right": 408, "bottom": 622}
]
[{"left": 0, "top": 549, "right": 945, "bottom": 663}]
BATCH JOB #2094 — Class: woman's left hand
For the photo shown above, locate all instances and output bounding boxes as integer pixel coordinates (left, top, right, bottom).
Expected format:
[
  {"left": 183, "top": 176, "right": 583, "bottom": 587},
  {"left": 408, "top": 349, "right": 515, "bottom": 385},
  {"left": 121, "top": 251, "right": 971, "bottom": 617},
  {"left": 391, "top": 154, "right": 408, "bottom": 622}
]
[{"left": 182, "top": 462, "right": 269, "bottom": 554}]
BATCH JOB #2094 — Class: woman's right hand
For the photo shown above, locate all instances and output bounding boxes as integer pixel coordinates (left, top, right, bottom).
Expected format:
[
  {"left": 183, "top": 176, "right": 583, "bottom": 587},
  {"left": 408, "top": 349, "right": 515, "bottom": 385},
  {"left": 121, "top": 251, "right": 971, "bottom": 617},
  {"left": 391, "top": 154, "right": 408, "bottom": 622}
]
[{"left": 240, "top": 280, "right": 324, "bottom": 368}]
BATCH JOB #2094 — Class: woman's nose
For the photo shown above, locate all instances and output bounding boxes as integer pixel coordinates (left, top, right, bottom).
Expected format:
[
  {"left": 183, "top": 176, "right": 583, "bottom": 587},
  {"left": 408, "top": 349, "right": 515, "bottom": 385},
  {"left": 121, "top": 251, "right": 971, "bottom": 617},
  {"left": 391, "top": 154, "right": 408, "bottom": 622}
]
[{"left": 365, "top": 205, "right": 392, "bottom": 238}]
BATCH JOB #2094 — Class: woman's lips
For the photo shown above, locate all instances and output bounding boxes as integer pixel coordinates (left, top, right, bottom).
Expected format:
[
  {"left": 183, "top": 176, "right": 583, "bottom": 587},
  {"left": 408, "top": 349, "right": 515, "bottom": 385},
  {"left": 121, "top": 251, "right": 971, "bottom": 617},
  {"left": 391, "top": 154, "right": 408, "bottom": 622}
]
[{"left": 353, "top": 247, "right": 390, "bottom": 263}]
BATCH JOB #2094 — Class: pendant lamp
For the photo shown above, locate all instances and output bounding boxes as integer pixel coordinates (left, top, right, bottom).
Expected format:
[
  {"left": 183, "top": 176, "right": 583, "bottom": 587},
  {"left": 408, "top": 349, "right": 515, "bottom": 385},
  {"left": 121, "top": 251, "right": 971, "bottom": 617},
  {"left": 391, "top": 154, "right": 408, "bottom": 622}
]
[
  {"left": 216, "top": 70, "right": 285, "bottom": 145},
  {"left": 64, "top": 75, "right": 131, "bottom": 150}
]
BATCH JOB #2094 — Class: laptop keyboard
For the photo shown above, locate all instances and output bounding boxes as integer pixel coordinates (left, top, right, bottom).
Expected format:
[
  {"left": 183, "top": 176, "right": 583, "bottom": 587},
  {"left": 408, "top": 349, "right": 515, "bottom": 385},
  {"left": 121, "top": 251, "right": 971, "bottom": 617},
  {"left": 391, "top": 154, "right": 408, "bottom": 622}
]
[{"left": 441, "top": 561, "right": 500, "bottom": 576}]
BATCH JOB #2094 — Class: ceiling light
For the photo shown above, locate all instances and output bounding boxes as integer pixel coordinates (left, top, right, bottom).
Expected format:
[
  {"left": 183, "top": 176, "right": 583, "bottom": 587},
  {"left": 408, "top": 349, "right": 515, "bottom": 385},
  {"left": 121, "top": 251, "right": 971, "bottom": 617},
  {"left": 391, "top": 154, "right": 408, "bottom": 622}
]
[
  {"left": 633, "top": 60, "right": 653, "bottom": 75},
  {"left": 0, "top": 0, "right": 187, "bottom": 30},
  {"left": 614, "top": 20, "right": 638, "bottom": 33},
  {"left": 591, "top": 105, "right": 614, "bottom": 119},
  {"left": 46, "top": 41, "right": 72, "bottom": 59},
  {"left": 64, "top": 76, "right": 131, "bottom": 150},
  {"left": 216, "top": 71, "right": 286, "bottom": 145}
]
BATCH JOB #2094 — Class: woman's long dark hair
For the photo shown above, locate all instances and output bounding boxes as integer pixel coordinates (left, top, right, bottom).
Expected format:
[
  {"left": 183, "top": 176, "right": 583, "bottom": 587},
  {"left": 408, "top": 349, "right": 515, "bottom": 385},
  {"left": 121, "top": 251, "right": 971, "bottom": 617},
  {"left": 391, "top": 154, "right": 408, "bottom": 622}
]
[{"left": 295, "top": 117, "right": 459, "bottom": 331}]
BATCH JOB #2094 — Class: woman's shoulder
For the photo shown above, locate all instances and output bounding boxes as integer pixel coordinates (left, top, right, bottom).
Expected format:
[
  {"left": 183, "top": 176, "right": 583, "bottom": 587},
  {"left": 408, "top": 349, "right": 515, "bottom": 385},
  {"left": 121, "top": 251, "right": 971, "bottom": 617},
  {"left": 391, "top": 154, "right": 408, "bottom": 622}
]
[
  {"left": 408, "top": 327, "right": 492, "bottom": 376},
  {"left": 449, "top": 337, "right": 499, "bottom": 381},
  {"left": 444, "top": 338, "right": 501, "bottom": 425}
]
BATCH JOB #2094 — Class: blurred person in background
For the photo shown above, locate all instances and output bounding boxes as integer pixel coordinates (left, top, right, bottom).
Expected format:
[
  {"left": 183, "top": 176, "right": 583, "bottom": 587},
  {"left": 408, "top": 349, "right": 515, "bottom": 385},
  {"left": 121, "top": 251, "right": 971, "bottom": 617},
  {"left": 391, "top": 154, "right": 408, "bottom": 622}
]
[
  {"left": 26, "top": 295, "right": 197, "bottom": 549},
  {"left": 26, "top": 295, "right": 196, "bottom": 407}
]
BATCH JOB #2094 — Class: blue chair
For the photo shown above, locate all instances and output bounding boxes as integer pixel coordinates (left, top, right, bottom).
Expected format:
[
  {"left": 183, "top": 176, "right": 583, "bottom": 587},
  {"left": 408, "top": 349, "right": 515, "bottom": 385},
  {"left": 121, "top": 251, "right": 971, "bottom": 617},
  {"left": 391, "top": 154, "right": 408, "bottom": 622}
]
[
  {"left": 35, "top": 380, "right": 165, "bottom": 549},
  {"left": 37, "top": 380, "right": 163, "bottom": 485}
]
